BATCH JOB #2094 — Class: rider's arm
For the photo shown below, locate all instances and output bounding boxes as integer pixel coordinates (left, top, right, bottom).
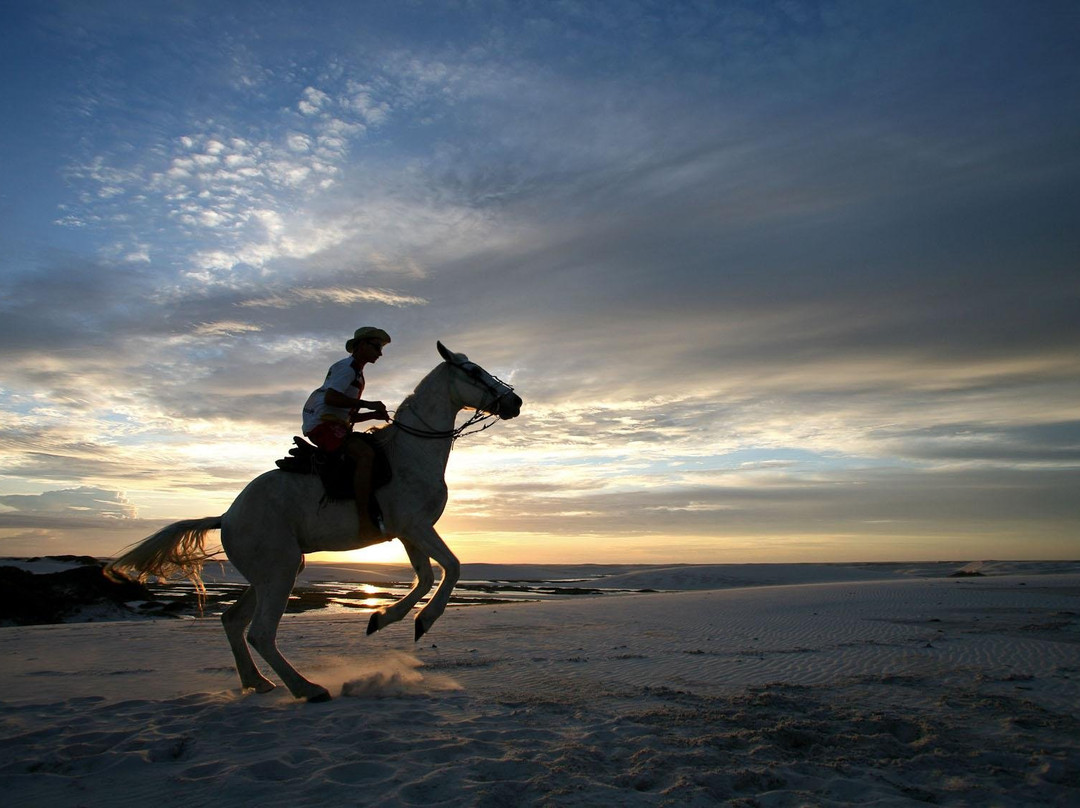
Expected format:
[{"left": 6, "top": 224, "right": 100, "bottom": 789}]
[
  {"left": 323, "top": 389, "right": 389, "bottom": 420},
  {"left": 323, "top": 388, "right": 356, "bottom": 409}
]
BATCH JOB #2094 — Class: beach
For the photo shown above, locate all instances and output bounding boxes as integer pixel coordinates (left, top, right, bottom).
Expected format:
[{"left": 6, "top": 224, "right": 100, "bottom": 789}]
[{"left": 1, "top": 563, "right": 1078, "bottom": 806}]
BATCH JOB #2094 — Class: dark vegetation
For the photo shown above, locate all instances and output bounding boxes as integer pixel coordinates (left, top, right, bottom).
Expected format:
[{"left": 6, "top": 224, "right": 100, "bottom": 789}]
[{"left": 0, "top": 557, "right": 153, "bottom": 625}]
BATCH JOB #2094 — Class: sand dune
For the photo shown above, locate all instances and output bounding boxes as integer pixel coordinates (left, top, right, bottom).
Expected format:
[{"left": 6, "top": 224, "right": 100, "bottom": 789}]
[{"left": 1, "top": 565, "right": 1078, "bottom": 806}]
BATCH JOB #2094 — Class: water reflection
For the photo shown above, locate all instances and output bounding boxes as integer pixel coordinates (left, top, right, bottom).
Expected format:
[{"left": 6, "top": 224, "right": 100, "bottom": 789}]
[{"left": 141, "top": 575, "right": 652, "bottom": 619}]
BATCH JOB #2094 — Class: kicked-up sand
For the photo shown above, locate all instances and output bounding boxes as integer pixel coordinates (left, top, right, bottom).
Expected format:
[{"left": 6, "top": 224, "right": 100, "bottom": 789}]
[{"left": 1, "top": 563, "right": 1078, "bottom": 806}]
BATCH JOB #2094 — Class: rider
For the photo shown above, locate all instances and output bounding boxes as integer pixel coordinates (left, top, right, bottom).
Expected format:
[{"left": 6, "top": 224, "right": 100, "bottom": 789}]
[{"left": 302, "top": 327, "right": 392, "bottom": 541}]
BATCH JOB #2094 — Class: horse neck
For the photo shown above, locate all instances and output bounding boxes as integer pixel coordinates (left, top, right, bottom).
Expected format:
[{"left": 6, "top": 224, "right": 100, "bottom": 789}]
[{"left": 392, "top": 364, "right": 460, "bottom": 466}]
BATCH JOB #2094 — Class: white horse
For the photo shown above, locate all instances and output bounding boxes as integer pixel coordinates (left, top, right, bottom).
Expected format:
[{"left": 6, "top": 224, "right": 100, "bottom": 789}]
[{"left": 108, "top": 342, "right": 522, "bottom": 702}]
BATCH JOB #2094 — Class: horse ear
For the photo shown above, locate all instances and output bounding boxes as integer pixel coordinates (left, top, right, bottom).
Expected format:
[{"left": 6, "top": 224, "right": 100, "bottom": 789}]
[{"left": 437, "top": 341, "right": 454, "bottom": 362}]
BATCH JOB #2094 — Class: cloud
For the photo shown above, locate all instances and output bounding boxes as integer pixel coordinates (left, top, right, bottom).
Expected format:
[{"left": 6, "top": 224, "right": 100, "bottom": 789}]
[
  {"left": 442, "top": 461, "right": 1080, "bottom": 542},
  {"left": 0, "top": 487, "right": 137, "bottom": 521},
  {"left": 240, "top": 287, "right": 428, "bottom": 309},
  {"left": 298, "top": 86, "right": 331, "bottom": 116},
  {"left": 874, "top": 421, "right": 1080, "bottom": 467},
  {"left": 191, "top": 321, "right": 264, "bottom": 337},
  {"left": 58, "top": 75, "right": 398, "bottom": 284}
]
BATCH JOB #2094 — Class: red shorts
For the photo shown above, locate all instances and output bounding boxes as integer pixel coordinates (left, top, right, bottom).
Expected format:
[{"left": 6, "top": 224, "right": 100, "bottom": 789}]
[{"left": 305, "top": 421, "right": 351, "bottom": 453}]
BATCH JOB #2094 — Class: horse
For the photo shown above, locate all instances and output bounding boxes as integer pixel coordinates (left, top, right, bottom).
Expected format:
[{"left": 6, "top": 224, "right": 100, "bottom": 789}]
[{"left": 107, "top": 342, "right": 522, "bottom": 702}]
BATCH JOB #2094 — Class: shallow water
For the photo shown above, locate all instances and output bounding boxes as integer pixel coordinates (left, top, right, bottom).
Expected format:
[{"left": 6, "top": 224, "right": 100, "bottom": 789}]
[{"left": 142, "top": 574, "right": 655, "bottom": 618}]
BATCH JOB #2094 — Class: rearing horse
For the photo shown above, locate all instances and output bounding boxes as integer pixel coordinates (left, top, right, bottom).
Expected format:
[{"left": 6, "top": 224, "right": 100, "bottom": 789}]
[{"left": 108, "top": 342, "right": 522, "bottom": 702}]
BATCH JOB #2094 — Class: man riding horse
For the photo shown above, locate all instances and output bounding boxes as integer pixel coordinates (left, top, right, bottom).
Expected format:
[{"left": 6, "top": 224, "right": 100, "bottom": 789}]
[
  {"left": 109, "top": 340, "right": 522, "bottom": 700},
  {"left": 301, "top": 326, "right": 392, "bottom": 540}
]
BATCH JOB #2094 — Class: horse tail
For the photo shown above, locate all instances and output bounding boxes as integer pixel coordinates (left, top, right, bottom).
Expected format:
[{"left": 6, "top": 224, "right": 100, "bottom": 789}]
[{"left": 106, "top": 516, "right": 223, "bottom": 602}]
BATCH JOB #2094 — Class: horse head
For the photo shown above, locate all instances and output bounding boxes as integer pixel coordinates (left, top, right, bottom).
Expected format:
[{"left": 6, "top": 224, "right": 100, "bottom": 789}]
[{"left": 437, "top": 341, "right": 522, "bottom": 420}]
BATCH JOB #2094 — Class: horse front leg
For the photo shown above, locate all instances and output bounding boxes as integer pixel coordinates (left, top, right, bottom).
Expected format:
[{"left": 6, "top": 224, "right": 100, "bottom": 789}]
[
  {"left": 409, "top": 525, "right": 460, "bottom": 642},
  {"left": 366, "top": 542, "right": 435, "bottom": 635}
]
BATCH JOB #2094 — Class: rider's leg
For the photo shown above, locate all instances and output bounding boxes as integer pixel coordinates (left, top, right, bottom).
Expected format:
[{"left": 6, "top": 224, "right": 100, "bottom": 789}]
[{"left": 343, "top": 435, "right": 383, "bottom": 540}]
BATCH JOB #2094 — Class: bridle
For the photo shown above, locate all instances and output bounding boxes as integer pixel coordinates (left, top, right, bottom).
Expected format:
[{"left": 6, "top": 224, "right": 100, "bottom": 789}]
[{"left": 391, "top": 359, "right": 516, "bottom": 444}]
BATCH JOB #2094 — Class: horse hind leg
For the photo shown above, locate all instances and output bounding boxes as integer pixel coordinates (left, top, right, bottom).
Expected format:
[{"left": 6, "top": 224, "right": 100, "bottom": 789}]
[
  {"left": 246, "top": 565, "right": 331, "bottom": 702},
  {"left": 221, "top": 586, "right": 275, "bottom": 693}
]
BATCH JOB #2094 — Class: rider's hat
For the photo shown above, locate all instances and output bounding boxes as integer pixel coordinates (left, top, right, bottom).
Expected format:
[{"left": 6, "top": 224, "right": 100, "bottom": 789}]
[{"left": 346, "top": 327, "right": 392, "bottom": 352}]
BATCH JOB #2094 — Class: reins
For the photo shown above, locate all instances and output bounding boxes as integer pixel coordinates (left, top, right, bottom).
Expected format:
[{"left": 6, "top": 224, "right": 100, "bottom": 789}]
[{"left": 390, "top": 408, "right": 502, "bottom": 444}]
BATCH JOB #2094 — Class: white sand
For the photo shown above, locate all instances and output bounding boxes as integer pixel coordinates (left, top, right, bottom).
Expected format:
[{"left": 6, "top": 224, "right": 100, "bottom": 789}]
[{"left": 1, "top": 566, "right": 1078, "bottom": 806}]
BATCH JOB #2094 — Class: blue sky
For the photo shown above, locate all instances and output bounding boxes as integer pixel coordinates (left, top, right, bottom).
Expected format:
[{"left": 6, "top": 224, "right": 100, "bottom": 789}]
[{"left": 1, "top": 0, "right": 1078, "bottom": 563}]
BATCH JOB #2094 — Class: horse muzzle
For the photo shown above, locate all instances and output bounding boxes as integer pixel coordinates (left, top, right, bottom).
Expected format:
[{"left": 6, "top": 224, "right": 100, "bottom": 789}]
[{"left": 496, "top": 393, "right": 522, "bottom": 419}]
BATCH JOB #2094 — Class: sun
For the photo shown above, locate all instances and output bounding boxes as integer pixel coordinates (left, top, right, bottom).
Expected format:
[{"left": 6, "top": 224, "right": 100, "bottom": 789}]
[{"left": 309, "top": 542, "right": 409, "bottom": 565}]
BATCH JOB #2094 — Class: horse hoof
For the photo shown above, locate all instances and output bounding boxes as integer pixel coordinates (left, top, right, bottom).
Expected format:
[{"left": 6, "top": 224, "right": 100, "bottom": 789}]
[
  {"left": 414, "top": 618, "right": 428, "bottom": 642},
  {"left": 249, "top": 680, "right": 276, "bottom": 694},
  {"left": 367, "top": 612, "right": 380, "bottom": 636},
  {"left": 307, "top": 689, "right": 332, "bottom": 703}
]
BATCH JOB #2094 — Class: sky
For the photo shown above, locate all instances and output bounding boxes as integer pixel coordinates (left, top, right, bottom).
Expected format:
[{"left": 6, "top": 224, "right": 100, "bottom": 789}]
[{"left": 1, "top": 0, "right": 1078, "bottom": 565}]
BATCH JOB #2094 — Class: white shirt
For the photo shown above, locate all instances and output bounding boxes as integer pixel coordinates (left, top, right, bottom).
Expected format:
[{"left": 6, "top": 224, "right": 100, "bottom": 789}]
[{"left": 302, "top": 356, "right": 365, "bottom": 434}]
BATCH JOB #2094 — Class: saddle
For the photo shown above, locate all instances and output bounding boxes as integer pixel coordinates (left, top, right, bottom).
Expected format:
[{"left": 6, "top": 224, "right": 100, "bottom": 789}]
[{"left": 275, "top": 434, "right": 392, "bottom": 504}]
